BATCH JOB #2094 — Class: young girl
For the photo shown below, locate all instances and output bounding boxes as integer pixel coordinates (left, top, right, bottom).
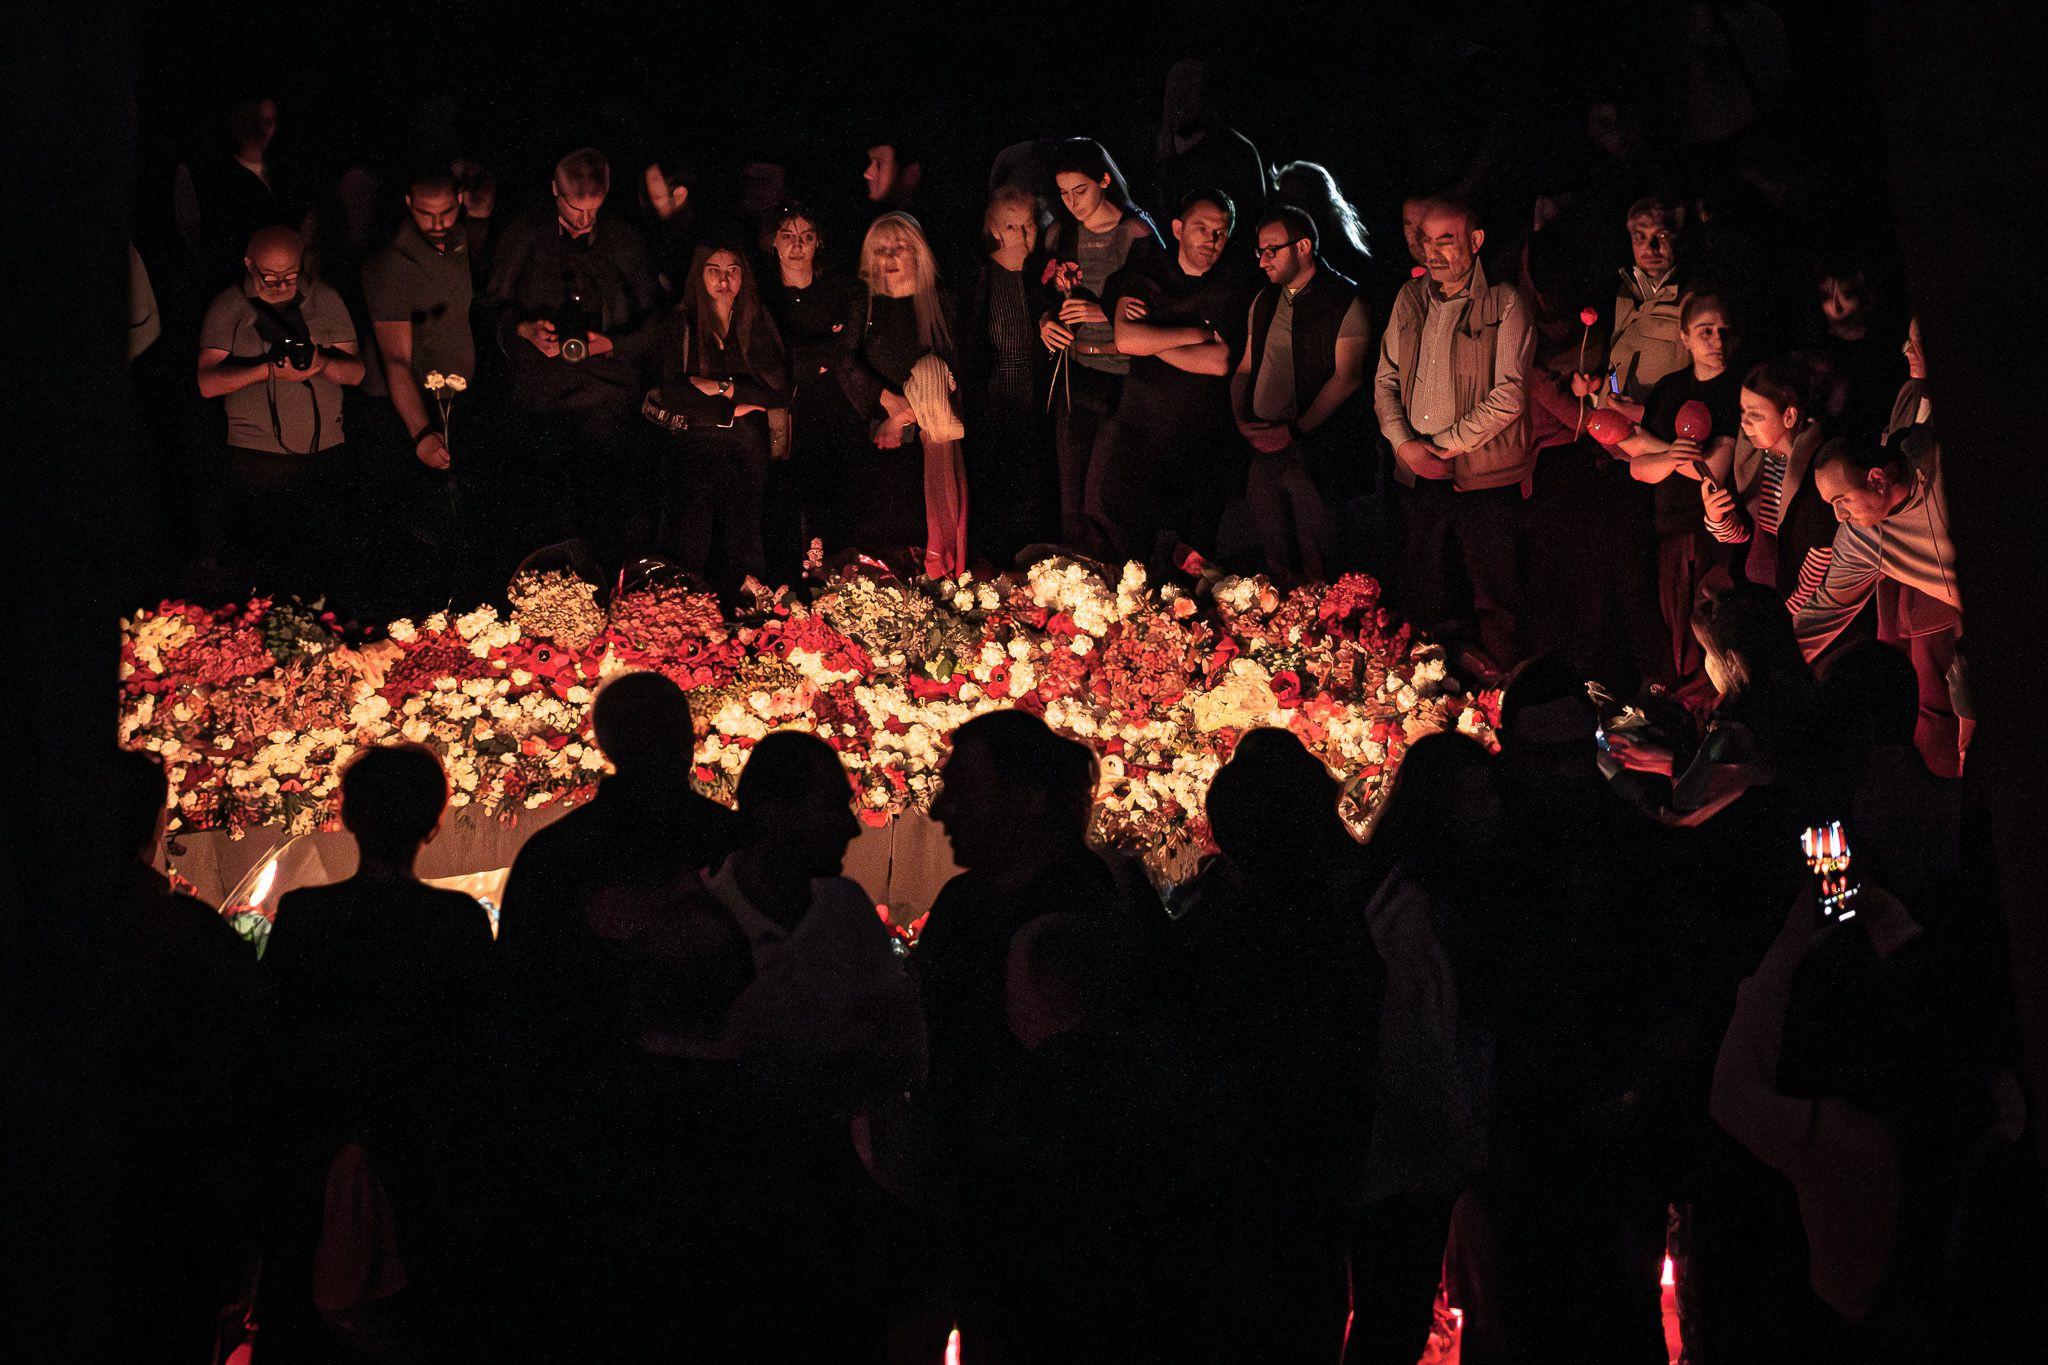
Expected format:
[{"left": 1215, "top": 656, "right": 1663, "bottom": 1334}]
[{"left": 1037, "top": 138, "right": 1156, "bottom": 554}]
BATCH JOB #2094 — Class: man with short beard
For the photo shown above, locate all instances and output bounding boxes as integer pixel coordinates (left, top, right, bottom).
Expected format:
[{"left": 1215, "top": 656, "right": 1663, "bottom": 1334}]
[
  {"left": 1232, "top": 205, "right": 1372, "bottom": 587},
  {"left": 1374, "top": 197, "right": 1535, "bottom": 675},
  {"left": 1092, "top": 189, "right": 1259, "bottom": 566},
  {"left": 362, "top": 171, "right": 477, "bottom": 599}
]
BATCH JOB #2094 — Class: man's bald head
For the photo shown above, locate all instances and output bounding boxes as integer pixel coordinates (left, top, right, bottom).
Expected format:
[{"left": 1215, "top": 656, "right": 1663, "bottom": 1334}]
[
  {"left": 245, "top": 226, "right": 305, "bottom": 304},
  {"left": 1417, "top": 198, "right": 1483, "bottom": 293}
]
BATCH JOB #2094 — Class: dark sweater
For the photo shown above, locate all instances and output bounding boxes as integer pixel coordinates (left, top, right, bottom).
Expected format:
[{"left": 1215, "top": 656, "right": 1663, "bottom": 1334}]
[
  {"left": 832, "top": 289, "right": 956, "bottom": 423},
  {"left": 481, "top": 206, "right": 663, "bottom": 411}
]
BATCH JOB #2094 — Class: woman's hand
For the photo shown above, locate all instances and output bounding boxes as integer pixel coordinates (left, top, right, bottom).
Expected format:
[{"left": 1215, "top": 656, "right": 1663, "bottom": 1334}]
[
  {"left": 1118, "top": 296, "right": 1149, "bottom": 322},
  {"left": 1603, "top": 731, "right": 1677, "bottom": 777},
  {"left": 1058, "top": 298, "right": 1106, "bottom": 327},
  {"left": 1571, "top": 371, "right": 1603, "bottom": 400},
  {"left": 1701, "top": 479, "right": 1737, "bottom": 522},
  {"left": 1040, "top": 317, "right": 1074, "bottom": 352}
]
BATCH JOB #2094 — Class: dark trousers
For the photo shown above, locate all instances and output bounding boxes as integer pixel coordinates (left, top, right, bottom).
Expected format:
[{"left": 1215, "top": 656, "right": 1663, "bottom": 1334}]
[
  {"left": 347, "top": 395, "right": 468, "bottom": 617},
  {"left": 1246, "top": 443, "right": 1332, "bottom": 587},
  {"left": 1903, "top": 624, "right": 1963, "bottom": 778},
  {"left": 1053, "top": 361, "right": 1122, "bottom": 552},
  {"left": 1396, "top": 478, "right": 1527, "bottom": 670},
  {"left": 504, "top": 400, "right": 649, "bottom": 573},
  {"left": 1089, "top": 415, "right": 1229, "bottom": 567},
  {"left": 657, "top": 423, "right": 769, "bottom": 594},
  {"left": 222, "top": 444, "right": 352, "bottom": 608},
  {"left": 1345, "top": 1192, "right": 1458, "bottom": 1365}
]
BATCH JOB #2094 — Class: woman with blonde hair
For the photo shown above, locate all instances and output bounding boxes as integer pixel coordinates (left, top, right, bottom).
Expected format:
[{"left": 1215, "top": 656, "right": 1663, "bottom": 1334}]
[{"left": 833, "top": 211, "right": 968, "bottom": 575}]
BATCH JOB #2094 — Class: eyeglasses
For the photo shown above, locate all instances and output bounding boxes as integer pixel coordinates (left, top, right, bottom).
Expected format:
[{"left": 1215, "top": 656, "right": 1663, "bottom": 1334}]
[
  {"left": 775, "top": 230, "right": 819, "bottom": 247},
  {"left": 254, "top": 266, "right": 302, "bottom": 288},
  {"left": 1253, "top": 240, "right": 1304, "bottom": 262}
]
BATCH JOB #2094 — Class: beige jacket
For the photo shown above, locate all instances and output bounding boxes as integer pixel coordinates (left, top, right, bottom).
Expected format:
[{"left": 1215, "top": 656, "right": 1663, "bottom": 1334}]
[{"left": 1373, "top": 259, "right": 1536, "bottom": 492}]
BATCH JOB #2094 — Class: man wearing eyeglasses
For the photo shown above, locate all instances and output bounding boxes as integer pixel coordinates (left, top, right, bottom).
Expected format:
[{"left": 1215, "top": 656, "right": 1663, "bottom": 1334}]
[
  {"left": 197, "top": 224, "right": 365, "bottom": 599},
  {"left": 482, "top": 147, "right": 662, "bottom": 567},
  {"left": 1372, "top": 197, "right": 1535, "bottom": 677},
  {"left": 1230, "top": 205, "right": 1372, "bottom": 588}
]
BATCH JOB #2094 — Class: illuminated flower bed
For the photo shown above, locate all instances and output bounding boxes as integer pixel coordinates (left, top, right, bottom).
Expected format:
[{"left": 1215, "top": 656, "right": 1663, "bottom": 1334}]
[{"left": 120, "top": 558, "right": 1499, "bottom": 883}]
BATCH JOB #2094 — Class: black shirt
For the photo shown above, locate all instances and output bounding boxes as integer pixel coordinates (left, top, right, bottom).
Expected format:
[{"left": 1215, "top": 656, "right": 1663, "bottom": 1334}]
[
  {"left": 1642, "top": 364, "right": 1742, "bottom": 535},
  {"left": 481, "top": 207, "right": 663, "bottom": 412},
  {"left": 1102, "top": 244, "right": 1259, "bottom": 430},
  {"left": 833, "top": 290, "right": 954, "bottom": 423}
]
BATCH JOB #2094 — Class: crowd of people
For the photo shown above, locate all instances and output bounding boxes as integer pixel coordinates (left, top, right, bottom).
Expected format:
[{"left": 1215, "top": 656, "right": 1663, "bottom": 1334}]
[
  {"left": 86, "top": 36, "right": 2046, "bottom": 1365},
  {"left": 134, "top": 55, "right": 1966, "bottom": 768},
  {"left": 103, "top": 638, "right": 2036, "bottom": 1361}
]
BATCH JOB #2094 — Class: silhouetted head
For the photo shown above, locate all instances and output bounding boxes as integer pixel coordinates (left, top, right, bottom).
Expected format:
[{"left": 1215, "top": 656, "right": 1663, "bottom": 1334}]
[
  {"left": 113, "top": 748, "right": 171, "bottom": 866},
  {"left": 734, "top": 729, "right": 862, "bottom": 880},
  {"left": 1692, "top": 581, "right": 1813, "bottom": 706},
  {"left": 1205, "top": 727, "right": 1350, "bottom": 884},
  {"left": 340, "top": 742, "right": 448, "bottom": 866},
  {"left": 1498, "top": 654, "right": 1600, "bottom": 790},
  {"left": 1369, "top": 731, "right": 1506, "bottom": 878},
  {"left": 591, "top": 670, "right": 697, "bottom": 776},
  {"left": 931, "top": 710, "right": 1094, "bottom": 872}
]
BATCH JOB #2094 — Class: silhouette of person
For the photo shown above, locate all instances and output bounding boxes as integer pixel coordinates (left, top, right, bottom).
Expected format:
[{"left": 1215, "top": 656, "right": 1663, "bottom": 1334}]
[
  {"left": 100, "top": 749, "right": 259, "bottom": 1361},
  {"left": 260, "top": 742, "right": 497, "bottom": 1358}
]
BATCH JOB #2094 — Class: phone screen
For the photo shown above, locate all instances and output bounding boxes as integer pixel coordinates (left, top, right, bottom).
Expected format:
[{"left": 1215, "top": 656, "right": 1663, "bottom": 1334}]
[{"left": 1801, "top": 822, "right": 1860, "bottom": 923}]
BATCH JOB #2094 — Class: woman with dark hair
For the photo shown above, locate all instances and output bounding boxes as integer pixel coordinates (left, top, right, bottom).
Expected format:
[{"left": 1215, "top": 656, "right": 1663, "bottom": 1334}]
[
  {"left": 760, "top": 203, "right": 863, "bottom": 560},
  {"left": 1038, "top": 138, "right": 1158, "bottom": 553},
  {"left": 1602, "top": 580, "right": 1829, "bottom": 827},
  {"left": 833, "top": 212, "right": 969, "bottom": 575},
  {"left": 645, "top": 243, "right": 790, "bottom": 590},
  {"left": 1699, "top": 358, "right": 1844, "bottom": 628},
  {"left": 960, "top": 186, "right": 1054, "bottom": 565}
]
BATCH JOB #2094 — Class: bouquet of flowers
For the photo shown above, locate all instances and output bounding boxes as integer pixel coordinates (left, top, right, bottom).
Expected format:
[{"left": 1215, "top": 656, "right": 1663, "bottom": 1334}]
[
  {"left": 1040, "top": 258, "right": 1085, "bottom": 412},
  {"left": 120, "top": 557, "right": 1500, "bottom": 883}
]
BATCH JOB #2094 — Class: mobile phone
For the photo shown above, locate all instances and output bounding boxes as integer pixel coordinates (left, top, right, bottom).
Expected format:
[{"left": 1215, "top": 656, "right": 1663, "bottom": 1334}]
[
  {"left": 1801, "top": 822, "right": 1860, "bottom": 923},
  {"left": 1607, "top": 369, "right": 1622, "bottom": 396},
  {"left": 1594, "top": 724, "right": 1611, "bottom": 753}
]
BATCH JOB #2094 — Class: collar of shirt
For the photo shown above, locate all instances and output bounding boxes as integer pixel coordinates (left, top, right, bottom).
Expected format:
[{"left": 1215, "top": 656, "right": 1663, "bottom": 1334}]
[
  {"left": 402, "top": 221, "right": 466, "bottom": 263},
  {"left": 1625, "top": 265, "right": 1677, "bottom": 301},
  {"left": 706, "top": 855, "right": 792, "bottom": 955}
]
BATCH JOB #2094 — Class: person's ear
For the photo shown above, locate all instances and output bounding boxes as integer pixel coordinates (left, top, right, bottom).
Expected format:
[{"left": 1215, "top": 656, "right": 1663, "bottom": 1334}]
[
  {"left": 1782, "top": 404, "right": 1801, "bottom": 430},
  {"left": 1470, "top": 227, "right": 1487, "bottom": 254},
  {"left": 1097, "top": 173, "right": 1111, "bottom": 191},
  {"left": 1171, "top": 217, "right": 1185, "bottom": 240},
  {"left": 672, "top": 184, "right": 688, "bottom": 209}
]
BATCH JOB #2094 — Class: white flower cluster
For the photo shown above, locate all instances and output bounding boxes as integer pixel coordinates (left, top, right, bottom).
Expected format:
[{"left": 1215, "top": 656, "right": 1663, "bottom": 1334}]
[{"left": 1025, "top": 558, "right": 1125, "bottom": 639}]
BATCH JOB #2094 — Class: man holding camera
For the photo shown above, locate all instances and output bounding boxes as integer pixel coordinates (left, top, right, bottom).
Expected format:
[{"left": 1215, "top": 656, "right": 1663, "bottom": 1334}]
[
  {"left": 197, "top": 224, "right": 365, "bottom": 601},
  {"left": 482, "top": 147, "right": 662, "bottom": 565}
]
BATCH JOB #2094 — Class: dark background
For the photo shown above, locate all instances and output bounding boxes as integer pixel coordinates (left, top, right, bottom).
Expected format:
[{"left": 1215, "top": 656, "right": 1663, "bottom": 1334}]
[{"left": 128, "top": 0, "right": 1892, "bottom": 272}]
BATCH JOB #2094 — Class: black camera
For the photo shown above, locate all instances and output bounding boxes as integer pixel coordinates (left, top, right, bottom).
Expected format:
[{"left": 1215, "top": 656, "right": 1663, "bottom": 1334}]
[
  {"left": 268, "top": 335, "right": 315, "bottom": 371},
  {"left": 555, "top": 276, "right": 593, "bottom": 364}
]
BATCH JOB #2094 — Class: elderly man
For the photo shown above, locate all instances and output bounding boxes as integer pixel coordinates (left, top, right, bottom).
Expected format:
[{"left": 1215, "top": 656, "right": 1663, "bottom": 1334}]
[
  {"left": 1373, "top": 197, "right": 1535, "bottom": 676},
  {"left": 197, "top": 224, "right": 365, "bottom": 599}
]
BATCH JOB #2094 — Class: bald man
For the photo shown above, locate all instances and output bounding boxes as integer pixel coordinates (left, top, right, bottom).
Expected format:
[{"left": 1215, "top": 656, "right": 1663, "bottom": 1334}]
[
  {"left": 198, "top": 225, "right": 364, "bottom": 599},
  {"left": 1373, "top": 197, "right": 1535, "bottom": 676}
]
